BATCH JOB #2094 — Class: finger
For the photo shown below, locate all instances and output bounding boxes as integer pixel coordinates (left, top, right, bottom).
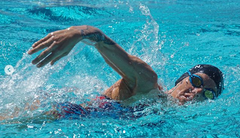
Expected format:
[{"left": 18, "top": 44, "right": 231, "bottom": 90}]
[
  {"left": 32, "top": 33, "right": 52, "bottom": 48},
  {"left": 184, "top": 93, "right": 194, "bottom": 97},
  {"left": 32, "top": 42, "right": 57, "bottom": 64},
  {"left": 176, "top": 91, "right": 184, "bottom": 98},
  {"left": 50, "top": 52, "right": 68, "bottom": 65},
  {"left": 37, "top": 52, "right": 58, "bottom": 68},
  {"left": 178, "top": 95, "right": 192, "bottom": 103},
  {"left": 183, "top": 94, "right": 194, "bottom": 101},
  {"left": 28, "top": 36, "right": 55, "bottom": 55},
  {"left": 178, "top": 95, "right": 186, "bottom": 102}
]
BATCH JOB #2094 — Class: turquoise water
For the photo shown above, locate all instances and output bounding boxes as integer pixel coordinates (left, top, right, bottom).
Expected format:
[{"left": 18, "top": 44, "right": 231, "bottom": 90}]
[{"left": 1, "top": 0, "right": 240, "bottom": 137}]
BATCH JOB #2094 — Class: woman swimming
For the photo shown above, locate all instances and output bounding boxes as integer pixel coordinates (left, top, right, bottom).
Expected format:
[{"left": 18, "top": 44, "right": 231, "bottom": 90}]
[{"left": 1, "top": 25, "right": 224, "bottom": 121}]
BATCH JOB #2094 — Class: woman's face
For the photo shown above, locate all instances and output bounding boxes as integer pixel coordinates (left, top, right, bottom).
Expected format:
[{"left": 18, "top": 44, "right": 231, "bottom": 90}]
[{"left": 168, "top": 73, "right": 217, "bottom": 105}]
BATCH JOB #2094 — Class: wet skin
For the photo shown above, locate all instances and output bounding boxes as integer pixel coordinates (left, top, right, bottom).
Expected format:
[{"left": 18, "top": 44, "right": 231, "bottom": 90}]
[{"left": 167, "top": 73, "right": 217, "bottom": 105}]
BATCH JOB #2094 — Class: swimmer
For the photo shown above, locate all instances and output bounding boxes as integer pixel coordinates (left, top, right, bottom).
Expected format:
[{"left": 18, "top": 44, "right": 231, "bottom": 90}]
[
  {"left": 9, "top": 25, "right": 225, "bottom": 120},
  {"left": 28, "top": 25, "right": 224, "bottom": 104}
]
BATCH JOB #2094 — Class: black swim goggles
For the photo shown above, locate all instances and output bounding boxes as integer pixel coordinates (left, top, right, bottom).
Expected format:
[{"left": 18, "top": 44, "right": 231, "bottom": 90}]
[{"left": 187, "top": 71, "right": 216, "bottom": 100}]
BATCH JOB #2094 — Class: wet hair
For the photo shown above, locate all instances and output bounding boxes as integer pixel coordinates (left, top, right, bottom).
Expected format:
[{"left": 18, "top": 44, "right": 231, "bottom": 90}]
[{"left": 175, "top": 64, "right": 224, "bottom": 97}]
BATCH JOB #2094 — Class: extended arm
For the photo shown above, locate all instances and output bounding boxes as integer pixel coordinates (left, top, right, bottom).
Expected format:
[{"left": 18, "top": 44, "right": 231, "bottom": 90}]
[{"left": 28, "top": 25, "right": 159, "bottom": 101}]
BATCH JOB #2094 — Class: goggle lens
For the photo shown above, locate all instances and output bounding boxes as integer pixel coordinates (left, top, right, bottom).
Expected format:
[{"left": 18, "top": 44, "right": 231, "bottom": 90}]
[
  {"left": 191, "top": 76, "right": 202, "bottom": 88},
  {"left": 204, "top": 89, "right": 215, "bottom": 100}
]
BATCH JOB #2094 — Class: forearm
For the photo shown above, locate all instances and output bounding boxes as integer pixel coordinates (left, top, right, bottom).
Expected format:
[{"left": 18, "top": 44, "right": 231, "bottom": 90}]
[{"left": 71, "top": 25, "right": 136, "bottom": 81}]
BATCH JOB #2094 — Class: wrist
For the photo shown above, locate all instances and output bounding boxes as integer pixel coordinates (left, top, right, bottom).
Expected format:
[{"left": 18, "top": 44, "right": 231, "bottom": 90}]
[{"left": 70, "top": 25, "right": 105, "bottom": 43}]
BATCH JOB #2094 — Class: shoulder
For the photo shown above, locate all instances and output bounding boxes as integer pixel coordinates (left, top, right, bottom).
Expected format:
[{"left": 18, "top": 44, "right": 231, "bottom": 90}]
[{"left": 129, "top": 55, "right": 158, "bottom": 88}]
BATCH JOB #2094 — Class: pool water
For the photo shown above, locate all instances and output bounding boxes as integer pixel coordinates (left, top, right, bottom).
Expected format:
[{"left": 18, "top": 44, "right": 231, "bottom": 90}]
[{"left": 1, "top": 0, "right": 240, "bottom": 137}]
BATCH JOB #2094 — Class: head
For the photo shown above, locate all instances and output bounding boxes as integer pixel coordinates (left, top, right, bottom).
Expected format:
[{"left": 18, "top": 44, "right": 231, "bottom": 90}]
[{"left": 168, "top": 64, "right": 224, "bottom": 105}]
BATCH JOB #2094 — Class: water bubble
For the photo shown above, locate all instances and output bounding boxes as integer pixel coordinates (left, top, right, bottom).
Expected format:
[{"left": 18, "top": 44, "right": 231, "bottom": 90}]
[
  {"left": 139, "top": 4, "right": 150, "bottom": 16},
  {"left": 27, "top": 125, "right": 34, "bottom": 128}
]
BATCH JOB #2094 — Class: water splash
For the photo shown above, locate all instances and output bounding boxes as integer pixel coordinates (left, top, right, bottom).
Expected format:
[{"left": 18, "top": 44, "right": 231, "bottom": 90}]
[
  {"left": 0, "top": 43, "right": 108, "bottom": 120},
  {"left": 129, "top": 4, "right": 166, "bottom": 71}
]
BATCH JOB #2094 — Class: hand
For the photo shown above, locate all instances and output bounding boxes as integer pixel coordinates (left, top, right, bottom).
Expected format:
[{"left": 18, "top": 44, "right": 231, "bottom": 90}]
[{"left": 28, "top": 27, "right": 83, "bottom": 67}]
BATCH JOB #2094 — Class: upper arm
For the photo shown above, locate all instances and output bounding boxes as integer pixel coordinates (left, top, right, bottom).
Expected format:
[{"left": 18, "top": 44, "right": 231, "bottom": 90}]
[{"left": 129, "top": 55, "right": 158, "bottom": 90}]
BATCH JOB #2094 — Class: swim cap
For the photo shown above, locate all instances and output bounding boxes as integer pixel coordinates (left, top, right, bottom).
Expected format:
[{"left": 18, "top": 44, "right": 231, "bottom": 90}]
[{"left": 175, "top": 64, "right": 224, "bottom": 97}]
